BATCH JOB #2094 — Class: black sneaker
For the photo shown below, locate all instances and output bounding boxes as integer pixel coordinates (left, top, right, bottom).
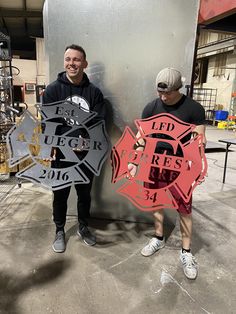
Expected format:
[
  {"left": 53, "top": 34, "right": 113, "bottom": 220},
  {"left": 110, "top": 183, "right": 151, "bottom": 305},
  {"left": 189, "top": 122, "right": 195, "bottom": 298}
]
[
  {"left": 52, "top": 231, "right": 66, "bottom": 253},
  {"left": 77, "top": 225, "right": 96, "bottom": 246}
]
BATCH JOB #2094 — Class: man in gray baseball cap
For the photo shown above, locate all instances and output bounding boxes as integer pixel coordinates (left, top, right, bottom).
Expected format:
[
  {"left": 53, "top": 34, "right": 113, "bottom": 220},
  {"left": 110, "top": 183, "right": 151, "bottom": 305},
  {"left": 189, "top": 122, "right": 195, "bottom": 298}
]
[{"left": 128, "top": 67, "right": 207, "bottom": 280}]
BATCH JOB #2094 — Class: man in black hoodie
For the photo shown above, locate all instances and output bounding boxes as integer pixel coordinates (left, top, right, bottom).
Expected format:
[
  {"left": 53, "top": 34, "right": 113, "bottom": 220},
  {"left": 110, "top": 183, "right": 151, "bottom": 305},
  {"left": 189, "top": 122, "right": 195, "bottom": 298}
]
[{"left": 43, "top": 44, "right": 106, "bottom": 253}]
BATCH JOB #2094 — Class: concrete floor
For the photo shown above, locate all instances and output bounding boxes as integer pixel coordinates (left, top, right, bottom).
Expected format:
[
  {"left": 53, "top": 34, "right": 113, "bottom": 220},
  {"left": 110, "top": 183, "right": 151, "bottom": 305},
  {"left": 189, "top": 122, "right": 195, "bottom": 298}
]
[{"left": 0, "top": 125, "right": 236, "bottom": 314}]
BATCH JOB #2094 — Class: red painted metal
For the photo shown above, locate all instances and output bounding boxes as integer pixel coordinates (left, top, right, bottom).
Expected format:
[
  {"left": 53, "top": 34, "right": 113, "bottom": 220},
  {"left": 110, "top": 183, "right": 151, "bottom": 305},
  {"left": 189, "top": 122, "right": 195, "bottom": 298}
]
[
  {"left": 111, "top": 113, "right": 208, "bottom": 212},
  {"left": 199, "top": 0, "right": 236, "bottom": 24}
]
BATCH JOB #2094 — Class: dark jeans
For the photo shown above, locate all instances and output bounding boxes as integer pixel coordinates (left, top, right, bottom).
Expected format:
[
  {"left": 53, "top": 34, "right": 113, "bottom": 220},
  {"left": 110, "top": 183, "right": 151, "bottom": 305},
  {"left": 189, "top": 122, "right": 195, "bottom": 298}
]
[{"left": 53, "top": 173, "right": 94, "bottom": 233}]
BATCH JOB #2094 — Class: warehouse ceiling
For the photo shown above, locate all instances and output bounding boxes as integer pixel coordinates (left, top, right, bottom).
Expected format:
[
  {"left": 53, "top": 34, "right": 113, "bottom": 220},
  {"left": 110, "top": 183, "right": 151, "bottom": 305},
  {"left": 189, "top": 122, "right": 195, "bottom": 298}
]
[
  {"left": 0, "top": 0, "right": 44, "bottom": 59},
  {"left": 1, "top": 0, "right": 235, "bottom": 60}
]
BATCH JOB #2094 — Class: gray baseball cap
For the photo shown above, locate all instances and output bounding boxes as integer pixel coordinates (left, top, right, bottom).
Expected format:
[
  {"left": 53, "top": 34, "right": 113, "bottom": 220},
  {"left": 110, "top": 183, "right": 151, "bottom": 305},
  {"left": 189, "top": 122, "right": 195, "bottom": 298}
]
[{"left": 156, "top": 67, "right": 183, "bottom": 92}]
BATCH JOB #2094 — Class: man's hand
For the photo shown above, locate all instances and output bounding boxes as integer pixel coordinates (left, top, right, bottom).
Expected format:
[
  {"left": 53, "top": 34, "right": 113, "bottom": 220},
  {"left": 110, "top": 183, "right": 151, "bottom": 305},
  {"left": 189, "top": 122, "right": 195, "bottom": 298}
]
[
  {"left": 43, "top": 148, "right": 56, "bottom": 162},
  {"left": 73, "top": 135, "right": 84, "bottom": 152},
  {"left": 198, "top": 171, "right": 208, "bottom": 184},
  {"left": 127, "top": 163, "right": 138, "bottom": 179}
]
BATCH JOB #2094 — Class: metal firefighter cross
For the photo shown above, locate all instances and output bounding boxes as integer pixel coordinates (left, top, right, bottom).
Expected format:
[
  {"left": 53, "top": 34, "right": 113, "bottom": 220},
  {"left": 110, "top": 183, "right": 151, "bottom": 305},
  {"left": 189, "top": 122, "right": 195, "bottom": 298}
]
[
  {"left": 6, "top": 100, "right": 109, "bottom": 190},
  {"left": 111, "top": 113, "right": 207, "bottom": 211}
]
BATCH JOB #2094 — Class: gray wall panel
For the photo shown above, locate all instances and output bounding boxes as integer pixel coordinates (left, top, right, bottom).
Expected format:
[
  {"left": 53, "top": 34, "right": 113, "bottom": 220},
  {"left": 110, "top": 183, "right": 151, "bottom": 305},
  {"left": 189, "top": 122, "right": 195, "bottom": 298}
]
[{"left": 43, "top": 0, "right": 200, "bottom": 220}]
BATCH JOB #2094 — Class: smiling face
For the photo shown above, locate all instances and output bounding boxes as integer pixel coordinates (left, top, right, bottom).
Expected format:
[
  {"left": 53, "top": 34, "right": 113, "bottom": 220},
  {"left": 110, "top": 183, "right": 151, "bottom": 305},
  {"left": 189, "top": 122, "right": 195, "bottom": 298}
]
[{"left": 64, "top": 48, "right": 88, "bottom": 84}]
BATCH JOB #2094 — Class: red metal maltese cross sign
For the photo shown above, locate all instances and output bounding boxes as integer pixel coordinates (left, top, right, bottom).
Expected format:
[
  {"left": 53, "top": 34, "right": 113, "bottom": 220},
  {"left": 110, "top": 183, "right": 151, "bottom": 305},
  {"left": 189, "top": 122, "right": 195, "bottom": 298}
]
[{"left": 111, "top": 113, "right": 207, "bottom": 211}]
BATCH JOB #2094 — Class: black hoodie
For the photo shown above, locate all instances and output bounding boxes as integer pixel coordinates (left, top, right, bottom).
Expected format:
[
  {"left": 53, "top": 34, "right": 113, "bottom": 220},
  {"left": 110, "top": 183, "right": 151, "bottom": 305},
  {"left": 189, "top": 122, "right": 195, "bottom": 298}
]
[
  {"left": 42, "top": 72, "right": 106, "bottom": 162},
  {"left": 42, "top": 71, "right": 106, "bottom": 121}
]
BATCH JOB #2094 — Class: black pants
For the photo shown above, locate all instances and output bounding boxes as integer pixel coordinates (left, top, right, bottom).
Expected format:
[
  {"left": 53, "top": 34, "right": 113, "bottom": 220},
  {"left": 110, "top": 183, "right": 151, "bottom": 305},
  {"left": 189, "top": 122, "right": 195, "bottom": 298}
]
[{"left": 52, "top": 173, "right": 94, "bottom": 233}]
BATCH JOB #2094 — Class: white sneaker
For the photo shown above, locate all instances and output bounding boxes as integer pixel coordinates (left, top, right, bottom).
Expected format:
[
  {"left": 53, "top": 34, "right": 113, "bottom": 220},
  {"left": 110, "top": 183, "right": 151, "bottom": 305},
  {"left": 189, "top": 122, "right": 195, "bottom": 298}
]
[
  {"left": 180, "top": 250, "right": 198, "bottom": 279},
  {"left": 141, "top": 237, "right": 165, "bottom": 257}
]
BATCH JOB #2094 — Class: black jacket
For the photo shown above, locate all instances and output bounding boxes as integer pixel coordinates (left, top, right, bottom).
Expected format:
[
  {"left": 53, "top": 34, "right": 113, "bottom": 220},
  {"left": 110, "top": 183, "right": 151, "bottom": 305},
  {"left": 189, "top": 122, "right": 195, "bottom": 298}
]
[
  {"left": 42, "top": 71, "right": 106, "bottom": 121},
  {"left": 42, "top": 72, "right": 106, "bottom": 162}
]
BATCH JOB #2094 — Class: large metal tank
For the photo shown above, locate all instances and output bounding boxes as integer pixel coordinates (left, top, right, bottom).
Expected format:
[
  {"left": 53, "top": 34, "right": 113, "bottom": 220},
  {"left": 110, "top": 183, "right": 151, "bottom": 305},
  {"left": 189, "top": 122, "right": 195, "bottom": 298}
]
[{"left": 43, "top": 0, "right": 200, "bottom": 221}]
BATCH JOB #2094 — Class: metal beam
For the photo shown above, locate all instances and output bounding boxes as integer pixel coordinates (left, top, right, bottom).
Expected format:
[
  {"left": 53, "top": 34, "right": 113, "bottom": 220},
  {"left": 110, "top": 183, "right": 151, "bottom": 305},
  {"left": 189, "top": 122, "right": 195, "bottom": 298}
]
[
  {"left": 197, "top": 37, "right": 236, "bottom": 58},
  {"left": 0, "top": 9, "right": 42, "bottom": 18}
]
